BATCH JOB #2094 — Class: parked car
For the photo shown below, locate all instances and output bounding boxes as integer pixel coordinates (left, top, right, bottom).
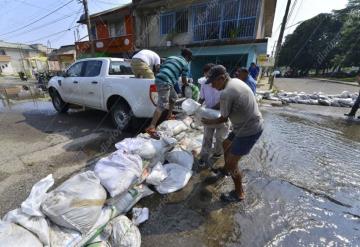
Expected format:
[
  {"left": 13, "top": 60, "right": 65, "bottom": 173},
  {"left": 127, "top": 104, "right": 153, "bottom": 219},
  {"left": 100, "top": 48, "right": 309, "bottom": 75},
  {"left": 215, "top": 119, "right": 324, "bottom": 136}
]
[
  {"left": 48, "top": 57, "right": 159, "bottom": 131},
  {"left": 272, "top": 69, "right": 282, "bottom": 78},
  {"left": 284, "top": 69, "right": 299, "bottom": 78}
]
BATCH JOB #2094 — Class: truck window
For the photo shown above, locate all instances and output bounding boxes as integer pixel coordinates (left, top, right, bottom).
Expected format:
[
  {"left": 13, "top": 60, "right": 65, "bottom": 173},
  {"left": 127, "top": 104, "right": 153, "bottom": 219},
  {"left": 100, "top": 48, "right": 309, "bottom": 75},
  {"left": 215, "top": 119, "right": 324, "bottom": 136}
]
[
  {"left": 67, "top": 62, "right": 84, "bottom": 77},
  {"left": 109, "top": 61, "right": 133, "bottom": 75},
  {"left": 84, "top": 61, "right": 102, "bottom": 77}
]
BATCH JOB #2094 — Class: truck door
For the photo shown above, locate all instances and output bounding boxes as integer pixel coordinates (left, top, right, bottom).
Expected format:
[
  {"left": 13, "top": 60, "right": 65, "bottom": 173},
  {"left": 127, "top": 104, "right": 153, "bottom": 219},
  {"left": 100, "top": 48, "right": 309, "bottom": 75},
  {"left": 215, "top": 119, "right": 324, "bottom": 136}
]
[
  {"left": 81, "top": 60, "right": 103, "bottom": 109},
  {"left": 62, "top": 61, "right": 84, "bottom": 104}
]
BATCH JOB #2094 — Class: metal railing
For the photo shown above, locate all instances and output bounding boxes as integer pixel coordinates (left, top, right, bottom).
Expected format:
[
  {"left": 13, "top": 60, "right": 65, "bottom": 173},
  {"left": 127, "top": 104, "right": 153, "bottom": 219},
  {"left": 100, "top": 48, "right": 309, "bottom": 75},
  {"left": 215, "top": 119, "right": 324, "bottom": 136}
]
[{"left": 192, "top": 0, "right": 260, "bottom": 41}]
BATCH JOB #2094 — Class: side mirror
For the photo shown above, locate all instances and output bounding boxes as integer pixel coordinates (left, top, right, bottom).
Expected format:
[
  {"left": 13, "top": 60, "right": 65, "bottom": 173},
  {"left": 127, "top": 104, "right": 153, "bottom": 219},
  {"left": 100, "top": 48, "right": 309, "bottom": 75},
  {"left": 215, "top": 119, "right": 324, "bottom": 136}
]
[{"left": 62, "top": 71, "right": 68, "bottom": 77}]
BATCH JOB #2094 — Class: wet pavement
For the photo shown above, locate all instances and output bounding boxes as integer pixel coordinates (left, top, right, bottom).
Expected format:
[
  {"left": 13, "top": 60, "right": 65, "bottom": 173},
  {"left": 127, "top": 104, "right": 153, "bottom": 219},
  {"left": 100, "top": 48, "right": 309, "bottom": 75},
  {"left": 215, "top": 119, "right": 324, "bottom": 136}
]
[{"left": 0, "top": 80, "right": 359, "bottom": 246}]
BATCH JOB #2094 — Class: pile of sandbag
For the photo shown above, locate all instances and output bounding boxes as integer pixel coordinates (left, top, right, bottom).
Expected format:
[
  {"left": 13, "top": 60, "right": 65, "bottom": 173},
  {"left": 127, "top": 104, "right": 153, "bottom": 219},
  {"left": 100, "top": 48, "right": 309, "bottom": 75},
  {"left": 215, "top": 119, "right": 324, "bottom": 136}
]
[
  {"left": 261, "top": 90, "right": 358, "bottom": 108},
  {"left": 1, "top": 116, "right": 198, "bottom": 247}
]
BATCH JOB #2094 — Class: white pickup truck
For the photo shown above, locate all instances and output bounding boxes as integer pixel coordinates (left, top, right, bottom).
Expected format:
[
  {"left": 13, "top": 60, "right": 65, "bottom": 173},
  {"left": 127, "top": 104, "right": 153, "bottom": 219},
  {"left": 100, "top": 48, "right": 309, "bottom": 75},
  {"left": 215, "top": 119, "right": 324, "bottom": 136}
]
[{"left": 48, "top": 58, "right": 159, "bottom": 130}]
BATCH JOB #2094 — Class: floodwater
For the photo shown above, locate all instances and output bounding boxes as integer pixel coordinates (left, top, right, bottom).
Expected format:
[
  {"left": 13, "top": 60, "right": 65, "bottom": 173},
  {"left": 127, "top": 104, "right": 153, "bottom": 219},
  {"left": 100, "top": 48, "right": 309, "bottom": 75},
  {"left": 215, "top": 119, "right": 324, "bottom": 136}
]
[{"left": 140, "top": 105, "right": 360, "bottom": 247}]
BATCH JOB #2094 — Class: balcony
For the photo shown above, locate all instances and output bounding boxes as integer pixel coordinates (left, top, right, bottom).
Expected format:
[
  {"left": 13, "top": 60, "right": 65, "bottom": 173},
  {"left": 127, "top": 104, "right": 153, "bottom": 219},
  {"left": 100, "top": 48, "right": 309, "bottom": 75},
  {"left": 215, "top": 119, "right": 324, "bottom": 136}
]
[
  {"left": 75, "top": 35, "right": 134, "bottom": 55},
  {"left": 0, "top": 55, "right": 11, "bottom": 62}
]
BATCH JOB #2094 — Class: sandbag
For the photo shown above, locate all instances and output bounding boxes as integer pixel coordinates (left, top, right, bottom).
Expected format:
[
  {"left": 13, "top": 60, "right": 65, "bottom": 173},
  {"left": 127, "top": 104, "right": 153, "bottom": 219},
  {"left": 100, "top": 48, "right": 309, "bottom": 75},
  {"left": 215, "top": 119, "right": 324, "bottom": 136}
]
[
  {"left": 157, "top": 120, "right": 188, "bottom": 137},
  {"left": 132, "top": 207, "right": 149, "bottom": 226},
  {"left": 0, "top": 221, "right": 42, "bottom": 247},
  {"left": 155, "top": 163, "right": 192, "bottom": 194},
  {"left": 42, "top": 171, "right": 107, "bottom": 234},
  {"left": 94, "top": 151, "right": 143, "bottom": 197},
  {"left": 49, "top": 223, "right": 82, "bottom": 247},
  {"left": 146, "top": 162, "right": 168, "bottom": 186},
  {"left": 21, "top": 174, "right": 54, "bottom": 217},
  {"left": 165, "top": 148, "right": 194, "bottom": 171},
  {"left": 109, "top": 185, "right": 154, "bottom": 214},
  {"left": 3, "top": 209, "right": 50, "bottom": 246},
  {"left": 115, "top": 137, "right": 176, "bottom": 160},
  {"left": 181, "top": 98, "right": 201, "bottom": 115},
  {"left": 195, "top": 107, "right": 221, "bottom": 120},
  {"left": 104, "top": 216, "right": 141, "bottom": 247}
]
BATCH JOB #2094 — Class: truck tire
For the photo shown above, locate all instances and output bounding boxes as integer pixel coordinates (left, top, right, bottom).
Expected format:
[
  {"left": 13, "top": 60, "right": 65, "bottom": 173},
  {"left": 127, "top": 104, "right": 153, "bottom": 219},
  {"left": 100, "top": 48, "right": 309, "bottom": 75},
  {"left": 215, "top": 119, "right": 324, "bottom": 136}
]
[
  {"left": 51, "top": 91, "right": 69, "bottom": 113},
  {"left": 111, "top": 102, "right": 133, "bottom": 131}
]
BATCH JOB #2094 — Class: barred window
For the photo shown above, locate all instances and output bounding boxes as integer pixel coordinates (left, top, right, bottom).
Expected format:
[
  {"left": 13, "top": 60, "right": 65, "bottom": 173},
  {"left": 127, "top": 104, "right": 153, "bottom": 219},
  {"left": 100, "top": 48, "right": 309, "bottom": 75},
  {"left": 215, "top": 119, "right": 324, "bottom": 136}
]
[{"left": 160, "top": 10, "right": 188, "bottom": 35}]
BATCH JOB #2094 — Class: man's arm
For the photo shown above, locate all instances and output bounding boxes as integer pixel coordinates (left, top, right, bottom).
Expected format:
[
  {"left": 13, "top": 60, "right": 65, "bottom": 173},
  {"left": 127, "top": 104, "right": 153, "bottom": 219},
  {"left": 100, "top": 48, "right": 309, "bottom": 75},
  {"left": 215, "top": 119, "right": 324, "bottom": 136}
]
[
  {"left": 181, "top": 76, "right": 188, "bottom": 86},
  {"left": 202, "top": 116, "right": 228, "bottom": 125}
]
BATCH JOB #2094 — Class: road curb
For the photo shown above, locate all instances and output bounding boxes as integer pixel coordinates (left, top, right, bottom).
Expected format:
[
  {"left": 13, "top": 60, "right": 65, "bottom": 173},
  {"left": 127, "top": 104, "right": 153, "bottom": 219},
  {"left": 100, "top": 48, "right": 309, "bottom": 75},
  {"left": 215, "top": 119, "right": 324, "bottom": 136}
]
[{"left": 311, "top": 78, "right": 358, "bottom": 87}]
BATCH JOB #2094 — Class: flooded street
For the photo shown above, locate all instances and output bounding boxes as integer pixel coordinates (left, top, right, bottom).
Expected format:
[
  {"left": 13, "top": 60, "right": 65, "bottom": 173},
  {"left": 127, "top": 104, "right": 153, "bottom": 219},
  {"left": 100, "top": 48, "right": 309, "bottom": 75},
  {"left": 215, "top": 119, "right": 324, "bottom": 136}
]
[
  {"left": 140, "top": 104, "right": 360, "bottom": 247},
  {"left": 0, "top": 84, "right": 359, "bottom": 246}
]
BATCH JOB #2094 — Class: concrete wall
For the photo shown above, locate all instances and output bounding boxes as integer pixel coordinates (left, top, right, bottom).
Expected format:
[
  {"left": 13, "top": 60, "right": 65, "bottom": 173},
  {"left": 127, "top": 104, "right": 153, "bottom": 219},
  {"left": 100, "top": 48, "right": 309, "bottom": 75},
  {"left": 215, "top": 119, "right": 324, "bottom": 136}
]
[{"left": 0, "top": 62, "right": 14, "bottom": 75}]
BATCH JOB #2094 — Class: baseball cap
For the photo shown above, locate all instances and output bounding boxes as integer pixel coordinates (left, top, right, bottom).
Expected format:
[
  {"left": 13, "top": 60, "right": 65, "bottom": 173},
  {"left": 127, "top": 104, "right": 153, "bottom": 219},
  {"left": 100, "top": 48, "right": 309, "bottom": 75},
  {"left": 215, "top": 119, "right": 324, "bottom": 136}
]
[{"left": 206, "top": 65, "right": 228, "bottom": 84}]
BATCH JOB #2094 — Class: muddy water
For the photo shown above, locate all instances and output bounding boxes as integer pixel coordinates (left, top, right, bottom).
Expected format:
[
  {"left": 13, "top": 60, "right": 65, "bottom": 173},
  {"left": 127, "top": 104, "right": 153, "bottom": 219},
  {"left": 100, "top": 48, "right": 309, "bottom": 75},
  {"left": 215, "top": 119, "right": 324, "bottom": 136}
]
[{"left": 141, "top": 106, "right": 360, "bottom": 247}]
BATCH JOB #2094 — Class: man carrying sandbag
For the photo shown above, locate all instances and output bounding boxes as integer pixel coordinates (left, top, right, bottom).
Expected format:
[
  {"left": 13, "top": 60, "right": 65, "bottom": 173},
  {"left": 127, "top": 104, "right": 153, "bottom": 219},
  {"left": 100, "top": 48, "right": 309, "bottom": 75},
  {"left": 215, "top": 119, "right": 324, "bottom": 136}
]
[
  {"left": 131, "top": 49, "right": 161, "bottom": 79},
  {"left": 202, "top": 65, "right": 263, "bottom": 202},
  {"left": 145, "top": 48, "right": 192, "bottom": 139},
  {"left": 199, "top": 63, "right": 228, "bottom": 166}
]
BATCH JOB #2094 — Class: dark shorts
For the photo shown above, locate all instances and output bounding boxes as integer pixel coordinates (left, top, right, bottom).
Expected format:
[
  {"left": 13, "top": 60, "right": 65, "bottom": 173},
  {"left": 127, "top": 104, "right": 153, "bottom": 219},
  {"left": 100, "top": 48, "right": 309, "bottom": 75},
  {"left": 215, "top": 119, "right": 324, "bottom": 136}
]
[{"left": 227, "top": 130, "right": 263, "bottom": 156}]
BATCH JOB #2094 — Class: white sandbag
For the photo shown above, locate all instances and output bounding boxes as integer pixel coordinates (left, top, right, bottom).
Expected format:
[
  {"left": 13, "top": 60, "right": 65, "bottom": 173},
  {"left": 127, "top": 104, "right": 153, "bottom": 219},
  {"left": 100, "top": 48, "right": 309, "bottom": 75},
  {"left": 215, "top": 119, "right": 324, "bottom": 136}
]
[
  {"left": 114, "top": 137, "right": 147, "bottom": 153},
  {"left": 157, "top": 120, "right": 188, "bottom": 137},
  {"left": 109, "top": 185, "right": 154, "bottom": 214},
  {"left": 41, "top": 171, "right": 107, "bottom": 234},
  {"left": 115, "top": 137, "right": 176, "bottom": 160},
  {"left": 21, "top": 174, "right": 54, "bottom": 217},
  {"left": 94, "top": 151, "right": 143, "bottom": 197},
  {"left": 49, "top": 223, "right": 82, "bottom": 247},
  {"left": 338, "top": 98, "right": 354, "bottom": 107},
  {"left": 155, "top": 163, "right": 192, "bottom": 194},
  {"left": 182, "top": 98, "right": 201, "bottom": 115},
  {"left": 195, "top": 107, "right": 221, "bottom": 120},
  {"left": 318, "top": 99, "right": 331, "bottom": 106},
  {"left": 182, "top": 116, "right": 194, "bottom": 127},
  {"left": 340, "top": 91, "right": 351, "bottom": 98},
  {"left": 3, "top": 209, "right": 50, "bottom": 246},
  {"left": 132, "top": 207, "right": 149, "bottom": 225},
  {"left": 146, "top": 162, "right": 168, "bottom": 186},
  {"left": 179, "top": 134, "right": 204, "bottom": 155},
  {"left": 104, "top": 216, "right": 141, "bottom": 247},
  {"left": 165, "top": 148, "right": 194, "bottom": 171},
  {"left": 0, "top": 221, "right": 42, "bottom": 247}
]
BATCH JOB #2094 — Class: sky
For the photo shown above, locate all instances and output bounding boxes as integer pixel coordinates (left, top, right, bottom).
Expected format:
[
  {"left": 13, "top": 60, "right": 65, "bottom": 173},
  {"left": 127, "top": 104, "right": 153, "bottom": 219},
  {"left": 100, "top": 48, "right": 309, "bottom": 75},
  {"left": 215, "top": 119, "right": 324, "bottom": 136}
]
[{"left": 0, "top": 0, "right": 349, "bottom": 54}]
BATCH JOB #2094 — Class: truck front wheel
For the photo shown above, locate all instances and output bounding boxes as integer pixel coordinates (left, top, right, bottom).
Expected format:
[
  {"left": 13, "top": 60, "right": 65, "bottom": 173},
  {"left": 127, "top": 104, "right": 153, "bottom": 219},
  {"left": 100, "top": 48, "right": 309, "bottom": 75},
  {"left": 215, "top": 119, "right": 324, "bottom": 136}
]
[
  {"left": 51, "top": 90, "right": 69, "bottom": 113},
  {"left": 111, "top": 102, "right": 133, "bottom": 131}
]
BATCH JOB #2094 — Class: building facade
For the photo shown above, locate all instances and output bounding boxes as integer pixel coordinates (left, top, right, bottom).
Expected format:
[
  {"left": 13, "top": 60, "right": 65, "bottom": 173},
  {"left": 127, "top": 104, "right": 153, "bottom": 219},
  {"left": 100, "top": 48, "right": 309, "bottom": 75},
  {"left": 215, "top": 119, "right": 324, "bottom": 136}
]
[
  {"left": 48, "top": 45, "right": 76, "bottom": 71},
  {"left": 0, "top": 41, "right": 49, "bottom": 76},
  {"left": 76, "top": 4, "right": 135, "bottom": 58},
  {"left": 133, "top": 0, "right": 277, "bottom": 80}
]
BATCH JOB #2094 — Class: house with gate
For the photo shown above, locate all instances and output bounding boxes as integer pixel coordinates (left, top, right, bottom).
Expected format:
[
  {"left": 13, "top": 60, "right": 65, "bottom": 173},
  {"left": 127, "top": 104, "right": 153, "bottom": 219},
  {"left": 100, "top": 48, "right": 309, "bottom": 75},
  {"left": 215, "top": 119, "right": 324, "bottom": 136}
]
[{"left": 132, "top": 0, "right": 277, "bottom": 80}]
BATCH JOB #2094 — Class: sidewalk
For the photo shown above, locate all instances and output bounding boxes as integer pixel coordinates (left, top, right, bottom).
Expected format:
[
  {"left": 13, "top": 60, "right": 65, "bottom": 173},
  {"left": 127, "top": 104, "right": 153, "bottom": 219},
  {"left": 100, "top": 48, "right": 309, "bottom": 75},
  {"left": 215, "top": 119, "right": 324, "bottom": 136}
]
[{"left": 311, "top": 77, "right": 358, "bottom": 87}]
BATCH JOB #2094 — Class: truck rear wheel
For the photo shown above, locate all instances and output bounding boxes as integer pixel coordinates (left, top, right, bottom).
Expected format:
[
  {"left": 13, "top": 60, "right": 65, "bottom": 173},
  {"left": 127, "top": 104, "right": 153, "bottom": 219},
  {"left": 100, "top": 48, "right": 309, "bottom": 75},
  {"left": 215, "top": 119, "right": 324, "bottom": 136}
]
[
  {"left": 51, "top": 90, "right": 69, "bottom": 113},
  {"left": 111, "top": 102, "right": 133, "bottom": 131}
]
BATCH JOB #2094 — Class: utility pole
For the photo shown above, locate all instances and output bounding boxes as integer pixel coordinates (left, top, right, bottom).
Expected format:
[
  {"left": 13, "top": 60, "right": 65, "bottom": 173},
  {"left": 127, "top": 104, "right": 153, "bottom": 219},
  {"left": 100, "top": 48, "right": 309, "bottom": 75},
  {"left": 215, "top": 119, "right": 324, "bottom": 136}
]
[
  {"left": 269, "top": 0, "right": 292, "bottom": 89},
  {"left": 81, "top": 0, "right": 95, "bottom": 56}
]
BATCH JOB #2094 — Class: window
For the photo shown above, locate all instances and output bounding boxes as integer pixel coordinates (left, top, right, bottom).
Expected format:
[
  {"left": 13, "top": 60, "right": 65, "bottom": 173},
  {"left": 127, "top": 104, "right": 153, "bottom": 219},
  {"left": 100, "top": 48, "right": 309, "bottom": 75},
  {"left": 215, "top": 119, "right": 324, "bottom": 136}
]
[
  {"left": 83, "top": 61, "right": 102, "bottom": 77},
  {"left": 0, "top": 50, "right": 6, "bottom": 55},
  {"left": 192, "top": 0, "right": 260, "bottom": 41},
  {"left": 109, "top": 61, "right": 133, "bottom": 75},
  {"left": 66, "top": 62, "right": 83, "bottom": 77},
  {"left": 160, "top": 10, "right": 188, "bottom": 35},
  {"left": 108, "top": 19, "right": 125, "bottom": 38}
]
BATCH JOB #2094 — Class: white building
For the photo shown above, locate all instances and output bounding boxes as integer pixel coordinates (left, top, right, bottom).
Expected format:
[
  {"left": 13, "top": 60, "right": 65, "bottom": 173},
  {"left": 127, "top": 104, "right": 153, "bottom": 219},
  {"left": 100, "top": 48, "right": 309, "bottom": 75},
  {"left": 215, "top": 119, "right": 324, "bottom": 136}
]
[{"left": 0, "top": 41, "right": 50, "bottom": 76}]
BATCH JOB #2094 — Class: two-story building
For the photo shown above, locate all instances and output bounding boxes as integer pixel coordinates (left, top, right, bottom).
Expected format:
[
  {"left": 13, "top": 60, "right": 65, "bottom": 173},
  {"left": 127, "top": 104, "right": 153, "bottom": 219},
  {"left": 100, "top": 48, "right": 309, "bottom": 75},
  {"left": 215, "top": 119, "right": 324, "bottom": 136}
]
[
  {"left": 133, "top": 0, "right": 277, "bottom": 79},
  {"left": 76, "top": 4, "right": 135, "bottom": 58},
  {"left": 0, "top": 41, "right": 49, "bottom": 76}
]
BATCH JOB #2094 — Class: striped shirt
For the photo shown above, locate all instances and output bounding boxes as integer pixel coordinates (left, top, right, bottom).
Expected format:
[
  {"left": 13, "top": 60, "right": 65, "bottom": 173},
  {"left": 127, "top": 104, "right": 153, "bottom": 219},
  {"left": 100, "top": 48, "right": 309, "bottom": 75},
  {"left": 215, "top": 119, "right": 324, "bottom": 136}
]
[{"left": 155, "top": 56, "right": 189, "bottom": 86}]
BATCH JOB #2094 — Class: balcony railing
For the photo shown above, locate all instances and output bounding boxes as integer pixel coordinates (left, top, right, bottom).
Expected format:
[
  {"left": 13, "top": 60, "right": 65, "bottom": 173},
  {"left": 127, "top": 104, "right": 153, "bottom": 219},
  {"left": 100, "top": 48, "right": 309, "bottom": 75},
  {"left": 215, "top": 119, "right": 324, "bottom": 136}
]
[
  {"left": 192, "top": 0, "right": 260, "bottom": 42},
  {"left": 75, "top": 34, "right": 134, "bottom": 55}
]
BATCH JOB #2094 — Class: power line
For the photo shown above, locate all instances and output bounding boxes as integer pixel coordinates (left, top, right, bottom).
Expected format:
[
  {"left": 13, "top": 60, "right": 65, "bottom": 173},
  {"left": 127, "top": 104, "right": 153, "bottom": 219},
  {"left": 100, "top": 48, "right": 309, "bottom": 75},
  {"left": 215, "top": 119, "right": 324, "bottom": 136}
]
[
  {"left": 24, "top": 25, "right": 79, "bottom": 44},
  {"left": 4, "top": 9, "right": 82, "bottom": 39},
  {"left": 0, "top": 0, "right": 75, "bottom": 37}
]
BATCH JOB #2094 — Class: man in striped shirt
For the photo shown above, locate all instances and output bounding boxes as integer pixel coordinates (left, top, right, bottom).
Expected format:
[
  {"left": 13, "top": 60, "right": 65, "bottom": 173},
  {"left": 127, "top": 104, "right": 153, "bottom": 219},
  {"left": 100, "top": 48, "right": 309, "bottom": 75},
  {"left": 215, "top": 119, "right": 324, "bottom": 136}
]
[{"left": 146, "top": 48, "right": 193, "bottom": 139}]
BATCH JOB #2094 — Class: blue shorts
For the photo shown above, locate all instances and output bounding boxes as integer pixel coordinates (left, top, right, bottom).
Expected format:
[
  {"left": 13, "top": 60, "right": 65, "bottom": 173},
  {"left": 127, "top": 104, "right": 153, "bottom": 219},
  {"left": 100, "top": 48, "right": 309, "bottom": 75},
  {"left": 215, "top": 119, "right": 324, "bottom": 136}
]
[{"left": 227, "top": 131, "right": 263, "bottom": 156}]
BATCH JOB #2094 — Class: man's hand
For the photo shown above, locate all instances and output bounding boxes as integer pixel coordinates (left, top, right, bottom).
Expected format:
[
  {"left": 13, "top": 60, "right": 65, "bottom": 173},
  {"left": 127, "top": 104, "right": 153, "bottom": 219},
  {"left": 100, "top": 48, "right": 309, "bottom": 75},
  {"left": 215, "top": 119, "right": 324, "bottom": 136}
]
[{"left": 202, "top": 118, "right": 214, "bottom": 125}]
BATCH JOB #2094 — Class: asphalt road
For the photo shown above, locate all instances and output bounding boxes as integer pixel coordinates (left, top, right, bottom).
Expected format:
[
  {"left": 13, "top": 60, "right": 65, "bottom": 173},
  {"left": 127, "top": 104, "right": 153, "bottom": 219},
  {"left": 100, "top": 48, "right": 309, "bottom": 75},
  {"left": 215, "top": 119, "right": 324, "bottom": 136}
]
[{"left": 274, "top": 78, "right": 359, "bottom": 94}]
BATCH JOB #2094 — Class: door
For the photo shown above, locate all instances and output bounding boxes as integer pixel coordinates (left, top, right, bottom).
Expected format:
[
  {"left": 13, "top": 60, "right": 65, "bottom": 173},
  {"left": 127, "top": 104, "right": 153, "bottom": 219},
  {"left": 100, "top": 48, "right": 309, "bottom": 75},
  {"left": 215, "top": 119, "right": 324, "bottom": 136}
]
[
  {"left": 62, "top": 61, "right": 84, "bottom": 104},
  {"left": 80, "top": 60, "right": 103, "bottom": 109}
]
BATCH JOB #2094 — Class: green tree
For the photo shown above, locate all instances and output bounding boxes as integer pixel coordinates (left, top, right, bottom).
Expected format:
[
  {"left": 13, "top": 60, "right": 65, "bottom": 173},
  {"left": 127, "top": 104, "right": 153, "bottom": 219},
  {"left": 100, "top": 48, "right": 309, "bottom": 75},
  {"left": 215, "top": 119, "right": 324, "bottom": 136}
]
[{"left": 278, "top": 13, "right": 342, "bottom": 75}]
